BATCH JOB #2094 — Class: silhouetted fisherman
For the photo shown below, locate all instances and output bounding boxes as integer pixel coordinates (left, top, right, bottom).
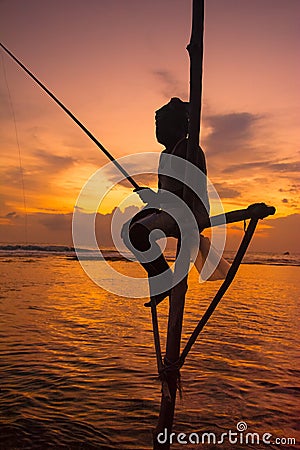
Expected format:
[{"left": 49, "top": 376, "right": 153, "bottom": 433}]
[{"left": 122, "top": 97, "right": 210, "bottom": 306}]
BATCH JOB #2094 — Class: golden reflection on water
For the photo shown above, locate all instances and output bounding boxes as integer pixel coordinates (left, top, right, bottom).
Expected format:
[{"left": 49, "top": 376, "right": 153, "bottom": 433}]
[{"left": 0, "top": 256, "right": 299, "bottom": 449}]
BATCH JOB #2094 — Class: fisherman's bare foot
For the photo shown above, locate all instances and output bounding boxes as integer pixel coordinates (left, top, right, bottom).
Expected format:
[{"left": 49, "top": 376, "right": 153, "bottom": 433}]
[{"left": 144, "top": 290, "right": 170, "bottom": 307}]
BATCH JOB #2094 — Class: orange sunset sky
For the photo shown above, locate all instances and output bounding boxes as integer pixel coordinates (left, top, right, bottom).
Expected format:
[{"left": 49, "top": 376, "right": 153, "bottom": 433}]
[{"left": 0, "top": 0, "right": 299, "bottom": 252}]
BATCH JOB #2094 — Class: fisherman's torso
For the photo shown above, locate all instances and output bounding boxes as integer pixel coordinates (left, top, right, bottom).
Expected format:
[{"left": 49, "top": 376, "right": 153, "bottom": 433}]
[{"left": 158, "top": 138, "right": 210, "bottom": 220}]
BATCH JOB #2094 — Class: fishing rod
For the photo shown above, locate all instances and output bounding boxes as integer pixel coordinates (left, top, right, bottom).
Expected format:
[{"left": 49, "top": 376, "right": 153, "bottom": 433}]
[{"left": 0, "top": 42, "right": 140, "bottom": 190}]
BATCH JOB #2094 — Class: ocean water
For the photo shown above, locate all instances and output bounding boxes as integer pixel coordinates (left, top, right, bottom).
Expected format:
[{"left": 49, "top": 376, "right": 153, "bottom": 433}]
[{"left": 0, "top": 251, "right": 299, "bottom": 449}]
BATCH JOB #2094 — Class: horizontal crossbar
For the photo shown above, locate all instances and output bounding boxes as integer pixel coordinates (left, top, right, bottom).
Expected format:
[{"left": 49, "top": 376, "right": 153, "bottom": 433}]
[{"left": 201, "top": 202, "right": 276, "bottom": 230}]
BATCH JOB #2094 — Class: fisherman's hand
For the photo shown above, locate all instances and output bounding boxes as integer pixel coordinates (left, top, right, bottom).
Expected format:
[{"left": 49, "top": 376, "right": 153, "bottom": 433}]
[{"left": 134, "top": 187, "right": 158, "bottom": 205}]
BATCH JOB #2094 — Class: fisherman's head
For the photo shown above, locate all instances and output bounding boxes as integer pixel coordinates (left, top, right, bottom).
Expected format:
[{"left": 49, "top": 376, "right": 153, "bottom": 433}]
[{"left": 155, "top": 97, "right": 189, "bottom": 147}]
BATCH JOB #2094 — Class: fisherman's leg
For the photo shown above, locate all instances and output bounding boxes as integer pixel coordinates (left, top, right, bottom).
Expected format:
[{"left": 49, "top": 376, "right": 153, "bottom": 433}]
[
  {"left": 121, "top": 213, "right": 169, "bottom": 276},
  {"left": 130, "top": 210, "right": 182, "bottom": 306},
  {"left": 121, "top": 214, "right": 172, "bottom": 305},
  {"left": 128, "top": 222, "right": 173, "bottom": 305},
  {"left": 129, "top": 223, "right": 170, "bottom": 275}
]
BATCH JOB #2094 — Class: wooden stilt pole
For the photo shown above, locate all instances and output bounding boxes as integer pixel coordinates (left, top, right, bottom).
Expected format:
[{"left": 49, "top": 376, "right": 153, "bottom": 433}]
[
  {"left": 153, "top": 2, "right": 204, "bottom": 448},
  {"left": 153, "top": 242, "right": 189, "bottom": 450}
]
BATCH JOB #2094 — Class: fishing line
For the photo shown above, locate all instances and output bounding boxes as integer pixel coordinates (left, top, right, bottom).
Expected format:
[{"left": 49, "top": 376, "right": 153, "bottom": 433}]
[
  {"left": 0, "top": 42, "right": 140, "bottom": 191},
  {"left": 1, "top": 53, "right": 28, "bottom": 243}
]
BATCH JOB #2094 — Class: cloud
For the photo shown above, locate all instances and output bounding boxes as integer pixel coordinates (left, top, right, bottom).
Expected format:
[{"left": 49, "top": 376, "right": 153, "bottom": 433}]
[
  {"left": 279, "top": 184, "right": 299, "bottom": 193},
  {"left": 152, "top": 69, "right": 187, "bottom": 100},
  {"left": 212, "top": 182, "right": 240, "bottom": 199},
  {"left": 34, "top": 150, "right": 76, "bottom": 172},
  {"left": 203, "top": 112, "right": 263, "bottom": 155},
  {"left": 202, "top": 110, "right": 299, "bottom": 195},
  {"left": 0, "top": 206, "right": 142, "bottom": 247},
  {"left": 5, "top": 211, "right": 17, "bottom": 218},
  {"left": 223, "top": 159, "right": 300, "bottom": 175},
  {"left": 225, "top": 213, "right": 300, "bottom": 253},
  {"left": 38, "top": 212, "right": 72, "bottom": 231},
  {"left": 1, "top": 149, "right": 77, "bottom": 196},
  {"left": 1, "top": 165, "right": 25, "bottom": 189},
  {"left": 260, "top": 213, "right": 300, "bottom": 252},
  {"left": 270, "top": 162, "right": 300, "bottom": 173},
  {"left": 1, "top": 198, "right": 299, "bottom": 254}
]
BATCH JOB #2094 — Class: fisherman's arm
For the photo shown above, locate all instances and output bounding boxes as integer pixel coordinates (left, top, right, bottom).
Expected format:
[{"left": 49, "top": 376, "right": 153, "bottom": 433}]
[{"left": 134, "top": 187, "right": 159, "bottom": 206}]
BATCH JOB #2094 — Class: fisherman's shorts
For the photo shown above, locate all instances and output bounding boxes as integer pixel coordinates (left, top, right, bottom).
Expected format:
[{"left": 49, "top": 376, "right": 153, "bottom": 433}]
[{"left": 121, "top": 208, "right": 180, "bottom": 251}]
